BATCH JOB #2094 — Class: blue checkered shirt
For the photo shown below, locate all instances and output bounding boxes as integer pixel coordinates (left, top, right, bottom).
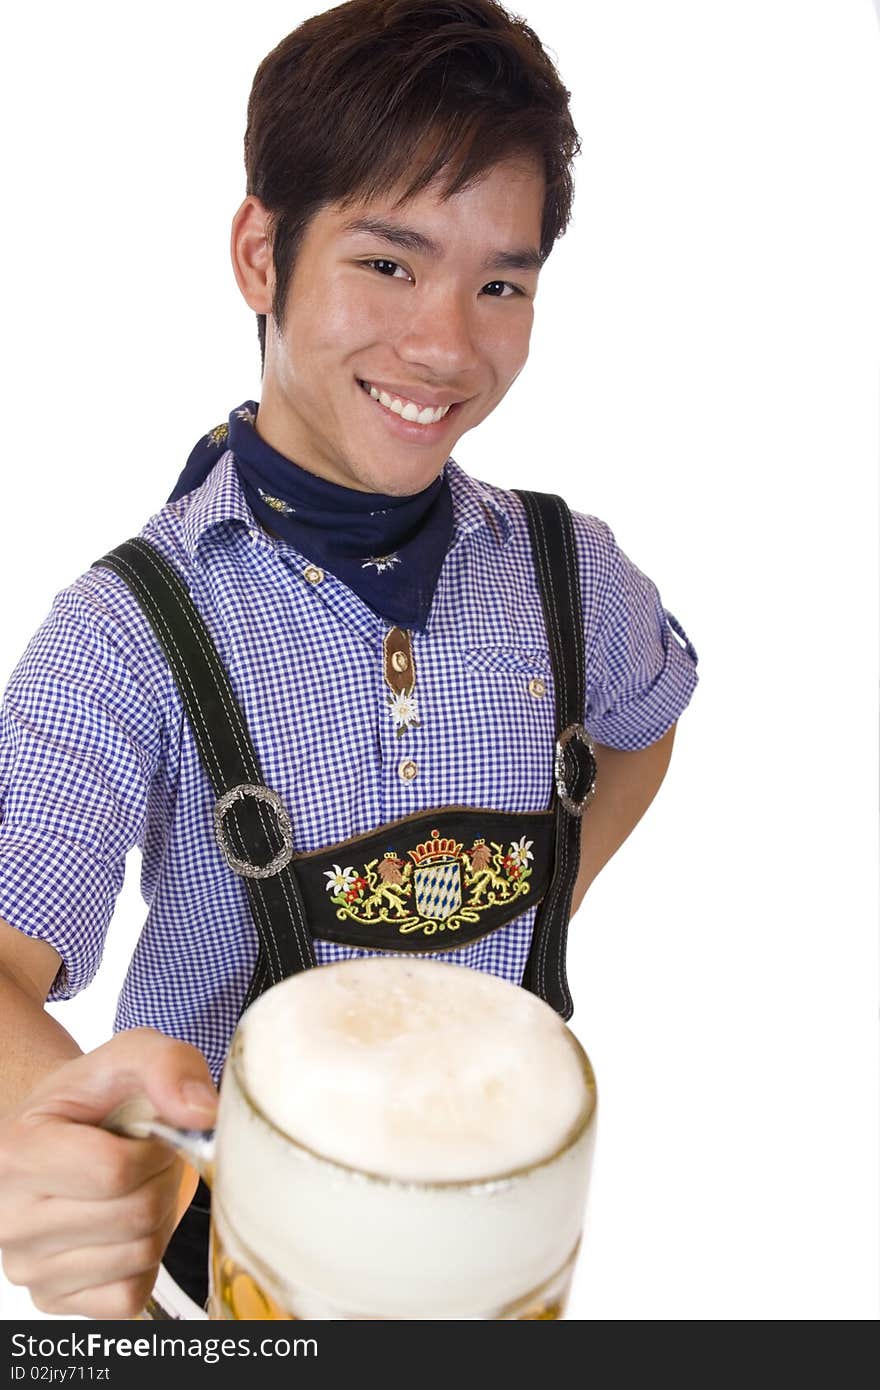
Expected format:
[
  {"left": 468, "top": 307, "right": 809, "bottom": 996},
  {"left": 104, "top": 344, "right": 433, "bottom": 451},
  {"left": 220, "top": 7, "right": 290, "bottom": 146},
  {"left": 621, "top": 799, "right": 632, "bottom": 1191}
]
[{"left": 0, "top": 451, "right": 699, "bottom": 1080}]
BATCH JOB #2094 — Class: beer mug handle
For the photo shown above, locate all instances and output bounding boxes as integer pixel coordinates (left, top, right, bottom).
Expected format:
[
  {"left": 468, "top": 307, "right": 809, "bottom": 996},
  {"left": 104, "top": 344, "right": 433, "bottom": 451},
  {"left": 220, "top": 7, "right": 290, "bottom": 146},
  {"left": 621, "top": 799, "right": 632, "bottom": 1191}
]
[{"left": 101, "top": 1095, "right": 216, "bottom": 1185}]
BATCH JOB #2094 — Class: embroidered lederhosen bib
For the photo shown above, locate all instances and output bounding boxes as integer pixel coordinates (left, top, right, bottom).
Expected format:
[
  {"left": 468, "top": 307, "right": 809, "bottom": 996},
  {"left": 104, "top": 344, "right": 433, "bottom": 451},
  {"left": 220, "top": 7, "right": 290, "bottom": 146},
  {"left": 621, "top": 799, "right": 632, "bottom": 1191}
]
[{"left": 92, "top": 489, "right": 597, "bottom": 1309}]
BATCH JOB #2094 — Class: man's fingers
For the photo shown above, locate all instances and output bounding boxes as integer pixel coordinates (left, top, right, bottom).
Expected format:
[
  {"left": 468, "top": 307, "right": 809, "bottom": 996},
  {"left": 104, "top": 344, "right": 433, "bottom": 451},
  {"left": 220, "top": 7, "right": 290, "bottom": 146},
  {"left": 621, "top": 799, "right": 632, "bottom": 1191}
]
[
  {"left": 4, "top": 1224, "right": 174, "bottom": 1305},
  {"left": 0, "top": 1160, "right": 184, "bottom": 1253},
  {"left": 21, "top": 1027, "right": 218, "bottom": 1132},
  {"left": 0, "top": 1120, "right": 178, "bottom": 1200},
  {"left": 30, "top": 1271, "right": 163, "bottom": 1322}
]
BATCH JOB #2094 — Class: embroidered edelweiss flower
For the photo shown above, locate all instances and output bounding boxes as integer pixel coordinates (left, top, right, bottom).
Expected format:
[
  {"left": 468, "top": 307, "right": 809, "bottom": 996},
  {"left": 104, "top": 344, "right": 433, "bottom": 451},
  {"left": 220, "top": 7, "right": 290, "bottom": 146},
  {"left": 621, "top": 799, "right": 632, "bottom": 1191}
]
[
  {"left": 361, "top": 553, "right": 400, "bottom": 573},
  {"left": 235, "top": 406, "right": 256, "bottom": 425},
  {"left": 388, "top": 690, "right": 419, "bottom": 732},
  {"left": 207, "top": 423, "right": 229, "bottom": 447},
  {"left": 508, "top": 836, "right": 534, "bottom": 867},
  {"left": 257, "top": 488, "right": 295, "bottom": 515},
  {"left": 324, "top": 864, "right": 357, "bottom": 895}
]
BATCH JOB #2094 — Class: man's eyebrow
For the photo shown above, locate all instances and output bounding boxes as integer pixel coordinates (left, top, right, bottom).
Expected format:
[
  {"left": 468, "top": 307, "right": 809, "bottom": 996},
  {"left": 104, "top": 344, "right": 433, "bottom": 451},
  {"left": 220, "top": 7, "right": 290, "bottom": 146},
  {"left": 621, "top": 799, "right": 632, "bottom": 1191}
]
[{"left": 341, "top": 217, "right": 544, "bottom": 274}]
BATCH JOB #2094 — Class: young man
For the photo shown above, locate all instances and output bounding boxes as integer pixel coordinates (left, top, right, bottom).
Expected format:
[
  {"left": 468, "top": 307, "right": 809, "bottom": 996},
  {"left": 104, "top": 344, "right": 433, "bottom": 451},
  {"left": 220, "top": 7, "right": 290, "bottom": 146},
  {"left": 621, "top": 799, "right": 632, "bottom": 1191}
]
[{"left": 0, "top": 0, "right": 698, "bottom": 1319}]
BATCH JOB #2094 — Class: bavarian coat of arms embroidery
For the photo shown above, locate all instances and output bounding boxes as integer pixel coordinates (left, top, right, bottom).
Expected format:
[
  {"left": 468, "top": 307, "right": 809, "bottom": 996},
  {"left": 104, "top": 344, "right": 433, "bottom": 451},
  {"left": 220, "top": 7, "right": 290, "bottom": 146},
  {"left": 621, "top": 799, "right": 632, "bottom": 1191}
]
[{"left": 322, "top": 827, "right": 535, "bottom": 938}]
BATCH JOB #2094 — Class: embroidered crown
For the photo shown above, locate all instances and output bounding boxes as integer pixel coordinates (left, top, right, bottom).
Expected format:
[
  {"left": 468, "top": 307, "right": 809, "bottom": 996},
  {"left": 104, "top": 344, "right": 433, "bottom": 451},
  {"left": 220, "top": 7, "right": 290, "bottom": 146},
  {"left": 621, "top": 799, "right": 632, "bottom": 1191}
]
[{"left": 408, "top": 829, "right": 463, "bottom": 867}]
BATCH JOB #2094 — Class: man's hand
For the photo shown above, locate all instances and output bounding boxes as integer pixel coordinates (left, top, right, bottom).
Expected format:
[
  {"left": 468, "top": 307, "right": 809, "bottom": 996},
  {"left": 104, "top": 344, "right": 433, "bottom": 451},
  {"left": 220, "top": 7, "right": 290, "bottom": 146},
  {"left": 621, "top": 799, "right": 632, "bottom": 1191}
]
[{"left": 0, "top": 1027, "right": 217, "bottom": 1318}]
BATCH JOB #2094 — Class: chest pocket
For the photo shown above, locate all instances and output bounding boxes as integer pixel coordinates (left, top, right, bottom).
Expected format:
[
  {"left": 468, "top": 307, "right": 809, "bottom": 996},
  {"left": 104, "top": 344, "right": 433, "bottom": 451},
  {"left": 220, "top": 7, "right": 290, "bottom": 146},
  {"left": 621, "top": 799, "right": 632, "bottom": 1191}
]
[
  {"left": 463, "top": 647, "right": 553, "bottom": 678},
  {"left": 459, "top": 646, "right": 556, "bottom": 808}
]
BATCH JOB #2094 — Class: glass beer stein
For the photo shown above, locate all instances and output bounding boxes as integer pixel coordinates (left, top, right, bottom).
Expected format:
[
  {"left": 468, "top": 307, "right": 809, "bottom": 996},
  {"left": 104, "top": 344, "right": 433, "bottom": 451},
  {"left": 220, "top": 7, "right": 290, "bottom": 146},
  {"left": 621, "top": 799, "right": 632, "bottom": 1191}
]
[{"left": 111, "top": 957, "right": 598, "bottom": 1320}]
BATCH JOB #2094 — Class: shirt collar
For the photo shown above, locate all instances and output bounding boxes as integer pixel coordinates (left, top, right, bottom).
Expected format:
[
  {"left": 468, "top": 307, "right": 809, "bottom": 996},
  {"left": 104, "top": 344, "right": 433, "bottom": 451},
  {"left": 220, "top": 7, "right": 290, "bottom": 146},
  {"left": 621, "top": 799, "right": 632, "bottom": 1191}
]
[
  {"left": 174, "top": 447, "right": 513, "bottom": 564},
  {"left": 176, "top": 447, "right": 256, "bottom": 562},
  {"left": 444, "top": 457, "right": 513, "bottom": 548}
]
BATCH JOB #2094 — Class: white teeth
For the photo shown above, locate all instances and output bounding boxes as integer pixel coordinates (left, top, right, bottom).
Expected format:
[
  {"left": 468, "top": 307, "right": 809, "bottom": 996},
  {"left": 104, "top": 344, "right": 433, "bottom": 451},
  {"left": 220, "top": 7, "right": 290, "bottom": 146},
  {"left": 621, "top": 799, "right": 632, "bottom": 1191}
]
[{"left": 362, "top": 381, "right": 451, "bottom": 426}]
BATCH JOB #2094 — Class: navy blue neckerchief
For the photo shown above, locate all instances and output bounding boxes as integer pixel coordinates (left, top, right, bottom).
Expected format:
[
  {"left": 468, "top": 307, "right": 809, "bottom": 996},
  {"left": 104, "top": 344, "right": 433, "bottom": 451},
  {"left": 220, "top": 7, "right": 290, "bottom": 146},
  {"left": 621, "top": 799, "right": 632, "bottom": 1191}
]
[{"left": 167, "top": 400, "right": 454, "bottom": 631}]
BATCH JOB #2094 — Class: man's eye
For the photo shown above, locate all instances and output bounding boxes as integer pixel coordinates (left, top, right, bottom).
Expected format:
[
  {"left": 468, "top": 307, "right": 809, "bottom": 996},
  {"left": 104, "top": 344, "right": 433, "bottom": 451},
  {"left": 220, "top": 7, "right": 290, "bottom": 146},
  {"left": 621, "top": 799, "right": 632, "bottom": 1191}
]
[
  {"left": 362, "top": 262, "right": 523, "bottom": 298},
  {"left": 364, "top": 258, "right": 410, "bottom": 279},
  {"left": 482, "top": 281, "right": 522, "bottom": 298}
]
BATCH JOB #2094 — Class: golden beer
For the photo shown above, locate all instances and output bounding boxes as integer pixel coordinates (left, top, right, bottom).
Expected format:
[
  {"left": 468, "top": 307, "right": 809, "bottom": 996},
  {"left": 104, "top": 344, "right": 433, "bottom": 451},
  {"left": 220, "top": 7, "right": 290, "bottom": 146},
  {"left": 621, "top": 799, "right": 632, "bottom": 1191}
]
[
  {"left": 210, "top": 1226, "right": 580, "bottom": 1320},
  {"left": 205, "top": 958, "right": 597, "bottom": 1321}
]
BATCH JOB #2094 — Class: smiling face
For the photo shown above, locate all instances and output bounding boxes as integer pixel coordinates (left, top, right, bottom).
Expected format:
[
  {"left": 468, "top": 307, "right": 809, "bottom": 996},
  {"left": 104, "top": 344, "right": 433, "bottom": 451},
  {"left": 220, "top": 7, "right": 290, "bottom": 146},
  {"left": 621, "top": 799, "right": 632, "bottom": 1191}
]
[{"left": 232, "top": 157, "right": 545, "bottom": 495}]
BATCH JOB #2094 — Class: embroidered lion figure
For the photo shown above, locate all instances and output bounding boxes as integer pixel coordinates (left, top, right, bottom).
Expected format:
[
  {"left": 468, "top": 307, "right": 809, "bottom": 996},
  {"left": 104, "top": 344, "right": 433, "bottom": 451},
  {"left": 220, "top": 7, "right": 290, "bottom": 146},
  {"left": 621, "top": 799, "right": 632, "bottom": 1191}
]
[
  {"left": 464, "top": 840, "right": 511, "bottom": 905},
  {"left": 355, "top": 857, "right": 413, "bottom": 919}
]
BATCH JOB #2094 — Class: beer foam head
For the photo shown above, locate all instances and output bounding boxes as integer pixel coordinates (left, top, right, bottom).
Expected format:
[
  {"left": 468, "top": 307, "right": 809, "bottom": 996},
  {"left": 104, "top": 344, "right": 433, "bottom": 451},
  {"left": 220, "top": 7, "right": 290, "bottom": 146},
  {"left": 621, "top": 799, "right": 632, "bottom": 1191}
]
[{"left": 237, "top": 958, "right": 592, "bottom": 1182}]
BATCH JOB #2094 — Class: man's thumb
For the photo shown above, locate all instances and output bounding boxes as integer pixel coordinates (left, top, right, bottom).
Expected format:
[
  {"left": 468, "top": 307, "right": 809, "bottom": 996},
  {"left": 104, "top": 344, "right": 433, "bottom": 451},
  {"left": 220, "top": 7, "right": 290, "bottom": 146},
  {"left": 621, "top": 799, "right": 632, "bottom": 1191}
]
[{"left": 23, "top": 1027, "right": 218, "bottom": 1131}]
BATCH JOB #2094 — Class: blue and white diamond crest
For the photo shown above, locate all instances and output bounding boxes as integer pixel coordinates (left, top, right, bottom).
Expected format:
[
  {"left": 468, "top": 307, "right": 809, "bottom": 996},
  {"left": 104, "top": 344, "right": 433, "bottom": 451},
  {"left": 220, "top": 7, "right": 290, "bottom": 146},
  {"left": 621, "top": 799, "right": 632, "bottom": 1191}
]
[{"left": 413, "top": 861, "right": 462, "bottom": 920}]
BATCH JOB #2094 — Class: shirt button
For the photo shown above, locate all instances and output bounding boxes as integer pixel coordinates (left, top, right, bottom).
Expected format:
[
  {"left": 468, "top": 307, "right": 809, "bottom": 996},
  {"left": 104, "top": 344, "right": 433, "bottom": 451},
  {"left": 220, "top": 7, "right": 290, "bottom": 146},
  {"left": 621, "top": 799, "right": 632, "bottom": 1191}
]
[
  {"left": 304, "top": 565, "right": 324, "bottom": 585},
  {"left": 528, "top": 677, "right": 547, "bottom": 699},
  {"left": 399, "top": 759, "right": 418, "bottom": 782},
  {"left": 391, "top": 650, "right": 409, "bottom": 673}
]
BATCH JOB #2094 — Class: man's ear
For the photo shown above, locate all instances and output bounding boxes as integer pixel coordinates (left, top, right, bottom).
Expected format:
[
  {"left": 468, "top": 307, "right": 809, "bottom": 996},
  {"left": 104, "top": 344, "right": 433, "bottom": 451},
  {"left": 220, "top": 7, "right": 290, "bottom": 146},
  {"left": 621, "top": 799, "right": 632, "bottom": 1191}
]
[{"left": 230, "top": 195, "right": 274, "bottom": 315}]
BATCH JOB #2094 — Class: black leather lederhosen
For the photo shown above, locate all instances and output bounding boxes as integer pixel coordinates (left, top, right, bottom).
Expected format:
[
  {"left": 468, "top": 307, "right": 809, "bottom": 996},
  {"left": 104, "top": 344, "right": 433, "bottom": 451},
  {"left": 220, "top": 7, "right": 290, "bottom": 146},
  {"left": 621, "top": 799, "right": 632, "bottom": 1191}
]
[{"left": 92, "top": 489, "right": 597, "bottom": 1309}]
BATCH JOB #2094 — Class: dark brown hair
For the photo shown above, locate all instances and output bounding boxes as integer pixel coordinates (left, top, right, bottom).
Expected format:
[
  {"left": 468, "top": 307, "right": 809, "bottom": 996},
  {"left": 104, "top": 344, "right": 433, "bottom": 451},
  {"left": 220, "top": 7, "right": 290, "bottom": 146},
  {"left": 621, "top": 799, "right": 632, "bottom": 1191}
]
[{"left": 244, "top": 0, "right": 581, "bottom": 369}]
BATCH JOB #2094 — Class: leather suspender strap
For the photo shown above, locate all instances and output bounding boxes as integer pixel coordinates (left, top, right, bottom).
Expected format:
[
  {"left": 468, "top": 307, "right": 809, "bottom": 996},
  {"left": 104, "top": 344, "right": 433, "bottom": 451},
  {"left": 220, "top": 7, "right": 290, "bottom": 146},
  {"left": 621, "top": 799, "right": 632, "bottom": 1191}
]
[
  {"left": 513, "top": 491, "right": 597, "bottom": 1020},
  {"left": 92, "top": 537, "right": 316, "bottom": 1005}
]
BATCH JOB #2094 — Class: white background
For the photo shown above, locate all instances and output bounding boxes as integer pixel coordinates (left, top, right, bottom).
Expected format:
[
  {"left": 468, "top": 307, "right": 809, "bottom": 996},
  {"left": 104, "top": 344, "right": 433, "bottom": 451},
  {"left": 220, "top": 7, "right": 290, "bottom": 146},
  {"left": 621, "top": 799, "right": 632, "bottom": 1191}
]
[{"left": 0, "top": 0, "right": 877, "bottom": 1322}]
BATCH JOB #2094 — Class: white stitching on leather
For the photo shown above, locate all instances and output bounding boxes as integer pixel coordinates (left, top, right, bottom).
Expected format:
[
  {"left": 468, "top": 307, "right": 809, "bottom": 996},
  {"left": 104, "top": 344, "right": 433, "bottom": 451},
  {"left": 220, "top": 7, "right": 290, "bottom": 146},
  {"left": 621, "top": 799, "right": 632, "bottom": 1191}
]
[{"left": 129, "top": 540, "right": 311, "bottom": 976}]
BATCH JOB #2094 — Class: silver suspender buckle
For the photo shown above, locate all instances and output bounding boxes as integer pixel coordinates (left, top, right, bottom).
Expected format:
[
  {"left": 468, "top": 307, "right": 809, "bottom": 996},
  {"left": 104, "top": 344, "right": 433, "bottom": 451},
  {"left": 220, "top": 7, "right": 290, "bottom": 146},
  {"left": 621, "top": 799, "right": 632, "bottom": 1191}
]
[
  {"left": 554, "top": 724, "right": 598, "bottom": 817},
  {"left": 214, "top": 783, "right": 295, "bottom": 878}
]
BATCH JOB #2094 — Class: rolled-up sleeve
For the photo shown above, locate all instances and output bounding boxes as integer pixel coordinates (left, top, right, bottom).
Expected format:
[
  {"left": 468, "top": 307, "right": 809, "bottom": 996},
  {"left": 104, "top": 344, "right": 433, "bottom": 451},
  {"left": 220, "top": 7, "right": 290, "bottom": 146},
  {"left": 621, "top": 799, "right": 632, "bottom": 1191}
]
[
  {"left": 0, "top": 584, "right": 163, "bottom": 999},
  {"left": 579, "top": 517, "right": 699, "bottom": 751}
]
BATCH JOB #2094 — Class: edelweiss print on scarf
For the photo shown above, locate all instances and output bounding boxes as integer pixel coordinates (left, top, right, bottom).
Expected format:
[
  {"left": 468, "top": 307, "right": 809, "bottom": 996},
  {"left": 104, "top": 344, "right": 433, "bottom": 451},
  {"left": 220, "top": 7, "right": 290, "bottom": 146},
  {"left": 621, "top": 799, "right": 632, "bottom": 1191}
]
[
  {"left": 206, "top": 422, "right": 229, "bottom": 448},
  {"left": 257, "top": 489, "right": 296, "bottom": 515},
  {"left": 361, "top": 554, "right": 400, "bottom": 573},
  {"left": 323, "top": 830, "right": 536, "bottom": 939}
]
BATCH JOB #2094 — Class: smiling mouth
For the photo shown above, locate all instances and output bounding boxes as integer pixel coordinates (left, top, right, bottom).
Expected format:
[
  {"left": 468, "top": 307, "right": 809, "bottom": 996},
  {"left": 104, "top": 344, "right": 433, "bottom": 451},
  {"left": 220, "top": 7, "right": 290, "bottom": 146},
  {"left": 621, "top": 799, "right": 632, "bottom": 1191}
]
[{"left": 357, "top": 379, "right": 458, "bottom": 427}]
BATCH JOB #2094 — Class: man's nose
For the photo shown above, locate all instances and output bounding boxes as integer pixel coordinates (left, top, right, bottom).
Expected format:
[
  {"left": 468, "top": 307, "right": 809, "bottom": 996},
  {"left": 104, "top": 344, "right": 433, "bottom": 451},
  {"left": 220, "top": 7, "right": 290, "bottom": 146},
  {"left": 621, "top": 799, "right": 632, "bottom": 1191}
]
[{"left": 394, "top": 288, "right": 481, "bottom": 378}]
